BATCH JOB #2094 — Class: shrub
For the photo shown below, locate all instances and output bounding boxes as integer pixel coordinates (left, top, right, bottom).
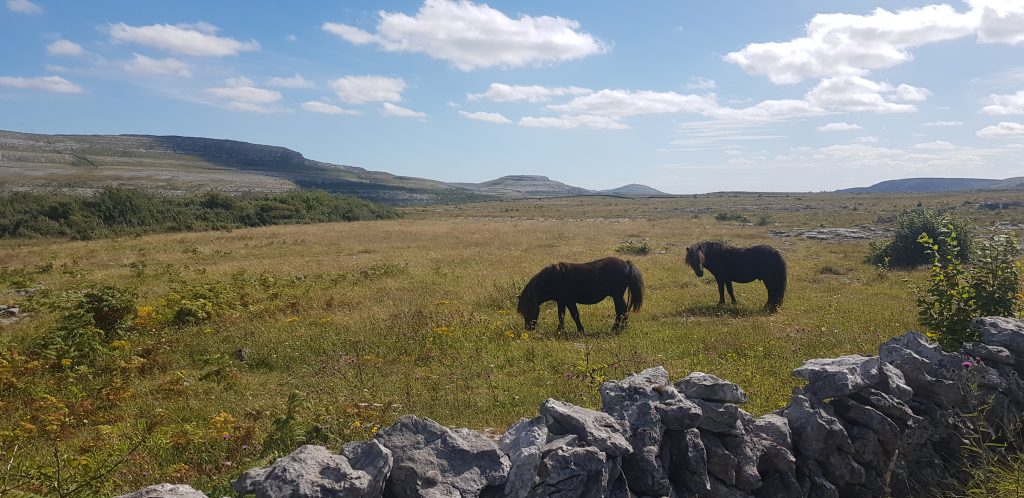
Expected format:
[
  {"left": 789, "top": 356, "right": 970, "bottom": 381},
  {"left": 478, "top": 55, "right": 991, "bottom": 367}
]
[
  {"left": 615, "top": 239, "right": 652, "bottom": 256},
  {"left": 714, "top": 211, "right": 749, "bottom": 223},
  {"left": 916, "top": 228, "right": 1023, "bottom": 349},
  {"left": 868, "top": 207, "right": 974, "bottom": 268}
]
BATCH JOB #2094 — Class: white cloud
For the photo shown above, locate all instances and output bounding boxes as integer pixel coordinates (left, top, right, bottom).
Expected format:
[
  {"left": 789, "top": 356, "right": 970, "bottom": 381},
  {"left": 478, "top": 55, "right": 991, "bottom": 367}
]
[
  {"left": 687, "top": 77, "right": 717, "bottom": 90},
  {"left": 548, "top": 89, "right": 717, "bottom": 118},
  {"left": 459, "top": 110, "right": 511, "bottom": 124},
  {"left": 322, "top": 0, "right": 606, "bottom": 70},
  {"left": 285, "top": 34, "right": 297, "bottom": 42},
  {"left": 330, "top": 76, "right": 405, "bottom": 104},
  {"left": 0, "top": 75, "right": 83, "bottom": 93},
  {"left": 124, "top": 53, "right": 191, "bottom": 77},
  {"left": 856, "top": 136, "right": 880, "bottom": 143},
  {"left": 467, "top": 83, "right": 591, "bottom": 103},
  {"left": 380, "top": 102, "right": 427, "bottom": 118},
  {"left": 47, "top": 39, "right": 84, "bottom": 57},
  {"left": 518, "top": 114, "right": 628, "bottom": 130},
  {"left": 805, "top": 76, "right": 917, "bottom": 113},
  {"left": 923, "top": 120, "right": 963, "bottom": 127},
  {"left": 817, "top": 122, "right": 862, "bottom": 132},
  {"left": 267, "top": 74, "right": 315, "bottom": 89},
  {"left": 724, "top": 5, "right": 976, "bottom": 84},
  {"left": 205, "top": 77, "right": 281, "bottom": 112},
  {"left": 707, "top": 99, "right": 826, "bottom": 122},
  {"left": 912, "top": 140, "right": 956, "bottom": 149},
  {"left": 974, "top": 0, "right": 1024, "bottom": 45},
  {"left": 6, "top": 0, "right": 41, "bottom": 14},
  {"left": 977, "top": 121, "right": 1024, "bottom": 137},
  {"left": 301, "top": 101, "right": 360, "bottom": 115},
  {"left": 894, "top": 83, "right": 931, "bottom": 101},
  {"left": 982, "top": 89, "right": 1024, "bottom": 115},
  {"left": 108, "top": 22, "right": 260, "bottom": 57}
]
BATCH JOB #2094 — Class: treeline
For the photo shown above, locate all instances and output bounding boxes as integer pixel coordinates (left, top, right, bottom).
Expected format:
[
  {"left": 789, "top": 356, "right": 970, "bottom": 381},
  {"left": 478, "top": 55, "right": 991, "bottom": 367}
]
[{"left": 0, "top": 188, "right": 400, "bottom": 239}]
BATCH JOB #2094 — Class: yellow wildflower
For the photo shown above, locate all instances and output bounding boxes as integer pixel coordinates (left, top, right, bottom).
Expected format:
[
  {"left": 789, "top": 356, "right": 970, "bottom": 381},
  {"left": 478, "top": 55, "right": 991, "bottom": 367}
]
[{"left": 60, "top": 358, "right": 73, "bottom": 367}]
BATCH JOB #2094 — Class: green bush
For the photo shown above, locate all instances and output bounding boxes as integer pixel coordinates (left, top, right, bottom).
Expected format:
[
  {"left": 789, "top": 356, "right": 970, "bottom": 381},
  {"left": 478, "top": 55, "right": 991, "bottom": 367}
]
[
  {"left": 714, "top": 211, "right": 749, "bottom": 223},
  {"left": 916, "top": 228, "right": 1022, "bottom": 349},
  {"left": 36, "top": 285, "right": 138, "bottom": 364},
  {"left": 868, "top": 207, "right": 974, "bottom": 268},
  {"left": 0, "top": 188, "right": 400, "bottom": 240},
  {"left": 615, "top": 239, "right": 652, "bottom": 256}
]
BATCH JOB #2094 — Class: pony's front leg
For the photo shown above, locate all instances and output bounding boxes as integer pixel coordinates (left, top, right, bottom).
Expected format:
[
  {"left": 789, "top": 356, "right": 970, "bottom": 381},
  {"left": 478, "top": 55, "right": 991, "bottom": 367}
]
[
  {"left": 567, "top": 303, "right": 585, "bottom": 333},
  {"left": 726, "top": 281, "right": 737, "bottom": 304},
  {"left": 557, "top": 303, "right": 566, "bottom": 331},
  {"left": 716, "top": 278, "right": 726, "bottom": 305}
]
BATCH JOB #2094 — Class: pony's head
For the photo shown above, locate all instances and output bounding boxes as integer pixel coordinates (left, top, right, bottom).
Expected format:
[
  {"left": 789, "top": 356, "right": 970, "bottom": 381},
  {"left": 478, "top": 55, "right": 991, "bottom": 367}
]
[
  {"left": 517, "top": 286, "right": 539, "bottom": 331},
  {"left": 685, "top": 245, "right": 705, "bottom": 277}
]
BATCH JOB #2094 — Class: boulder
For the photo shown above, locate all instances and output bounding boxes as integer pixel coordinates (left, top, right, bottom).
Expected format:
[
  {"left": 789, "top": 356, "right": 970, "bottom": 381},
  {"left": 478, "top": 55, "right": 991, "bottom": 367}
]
[
  {"left": 115, "top": 484, "right": 208, "bottom": 498},
  {"left": 375, "top": 415, "right": 509, "bottom": 498},
  {"left": 600, "top": 366, "right": 678, "bottom": 418},
  {"left": 232, "top": 443, "right": 392, "bottom": 498},
  {"left": 675, "top": 371, "right": 749, "bottom": 404},
  {"left": 752, "top": 413, "right": 792, "bottom": 450},
  {"left": 975, "top": 317, "right": 1024, "bottom": 355},
  {"left": 540, "top": 399, "right": 632, "bottom": 457},
  {"left": 793, "top": 355, "right": 879, "bottom": 400},
  {"left": 783, "top": 394, "right": 852, "bottom": 459},
  {"left": 964, "top": 342, "right": 1015, "bottom": 365},
  {"left": 692, "top": 399, "right": 754, "bottom": 436},
  {"left": 531, "top": 445, "right": 611, "bottom": 498}
]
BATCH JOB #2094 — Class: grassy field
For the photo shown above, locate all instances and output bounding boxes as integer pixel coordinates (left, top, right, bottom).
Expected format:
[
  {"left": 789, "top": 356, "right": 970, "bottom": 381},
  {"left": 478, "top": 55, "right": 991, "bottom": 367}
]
[{"left": 1, "top": 191, "right": 1023, "bottom": 496}]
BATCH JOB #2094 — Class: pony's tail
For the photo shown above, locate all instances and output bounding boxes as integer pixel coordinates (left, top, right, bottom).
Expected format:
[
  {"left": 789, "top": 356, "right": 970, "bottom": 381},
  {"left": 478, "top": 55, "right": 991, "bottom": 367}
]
[
  {"left": 766, "top": 253, "right": 787, "bottom": 312},
  {"left": 626, "top": 261, "right": 645, "bottom": 313}
]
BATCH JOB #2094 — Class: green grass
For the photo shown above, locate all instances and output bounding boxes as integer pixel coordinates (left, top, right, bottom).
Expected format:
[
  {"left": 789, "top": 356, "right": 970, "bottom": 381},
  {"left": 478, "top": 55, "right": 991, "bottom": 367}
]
[{"left": 0, "top": 192, "right": 1021, "bottom": 496}]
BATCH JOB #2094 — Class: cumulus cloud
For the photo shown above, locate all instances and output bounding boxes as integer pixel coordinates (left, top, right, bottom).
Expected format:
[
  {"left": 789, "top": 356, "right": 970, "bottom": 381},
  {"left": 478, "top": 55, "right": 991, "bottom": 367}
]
[
  {"left": 109, "top": 22, "right": 259, "bottom": 57},
  {"left": 467, "top": 83, "right": 591, "bottom": 103},
  {"left": 518, "top": 114, "right": 628, "bottom": 130},
  {"left": 724, "top": 5, "right": 976, "bottom": 84},
  {"left": 205, "top": 77, "right": 282, "bottom": 112},
  {"left": 124, "top": 54, "right": 191, "bottom": 77},
  {"left": 330, "top": 76, "right": 405, "bottom": 104},
  {"left": 47, "top": 40, "right": 84, "bottom": 57},
  {"left": 977, "top": 121, "right": 1024, "bottom": 137},
  {"left": 817, "top": 122, "right": 862, "bottom": 132},
  {"left": 6, "top": 0, "right": 41, "bottom": 14},
  {"left": 548, "top": 89, "right": 717, "bottom": 118},
  {"left": 982, "top": 89, "right": 1024, "bottom": 115},
  {"left": 894, "top": 84, "right": 932, "bottom": 101},
  {"left": 923, "top": 120, "right": 964, "bottom": 126},
  {"left": 267, "top": 74, "right": 315, "bottom": 89},
  {"left": 805, "top": 76, "right": 918, "bottom": 113},
  {"left": 380, "top": 102, "right": 427, "bottom": 118},
  {"left": 0, "top": 75, "right": 83, "bottom": 93},
  {"left": 974, "top": 0, "right": 1024, "bottom": 45},
  {"left": 322, "top": 0, "right": 606, "bottom": 70},
  {"left": 459, "top": 110, "right": 511, "bottom": 124},
  {"left": 301, "top": 101, "right": 360, "bottom": 115}
]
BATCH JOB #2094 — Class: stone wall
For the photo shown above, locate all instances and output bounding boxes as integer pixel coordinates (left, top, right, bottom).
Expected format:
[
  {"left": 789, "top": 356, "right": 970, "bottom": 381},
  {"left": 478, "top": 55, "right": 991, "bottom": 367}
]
[{"left": 118, "top": 316, "right": 1024, "bottom": 498}]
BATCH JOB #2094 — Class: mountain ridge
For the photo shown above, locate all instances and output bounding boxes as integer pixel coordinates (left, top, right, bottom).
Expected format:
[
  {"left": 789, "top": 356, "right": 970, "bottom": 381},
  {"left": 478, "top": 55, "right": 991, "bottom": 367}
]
[
  {"left": 839, "top": 177, "right": 1024, "bottom": 193},
  {"left": 0, "top": 130, "right": 667, "bottom": 204}
]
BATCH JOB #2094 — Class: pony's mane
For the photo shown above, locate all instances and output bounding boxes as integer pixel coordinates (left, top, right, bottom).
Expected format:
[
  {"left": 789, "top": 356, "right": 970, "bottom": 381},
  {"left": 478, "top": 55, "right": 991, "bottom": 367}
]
[{"left": 692, "top": 240, "right": 731, "bottom": 253}]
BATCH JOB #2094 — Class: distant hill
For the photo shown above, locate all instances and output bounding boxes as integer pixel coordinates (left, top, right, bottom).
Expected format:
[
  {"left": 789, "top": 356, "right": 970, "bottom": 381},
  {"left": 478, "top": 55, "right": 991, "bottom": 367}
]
[
  {"left": 0, "top": 130, "right": 668, "bottom": 204},
  {"left": 598, "top": 183, "right": 669, "bottom": 197},
  {"left": 839, "top": 177, "right": 1024, "bottom": 193}
]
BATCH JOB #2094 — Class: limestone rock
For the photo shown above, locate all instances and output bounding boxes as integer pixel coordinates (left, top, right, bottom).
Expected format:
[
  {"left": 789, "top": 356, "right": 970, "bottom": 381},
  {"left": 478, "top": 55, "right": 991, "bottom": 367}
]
[
  {"left": 675, "top": 371, "right": 749, "bottom": 404},
  {"left": 793, "top": 355, "right": 879, "bottom": 400},
  {"left": 975, "top": 316, "right": 1024, "bottom": 355},
  {"left": 115, "top": 484, "right": 208, "bottom": 498},
  {"left": 540, "top": 399, "right": 632, "bottom": 457},
  {"left": 232, "top": 443, "right": 391, "bottom": 498}
]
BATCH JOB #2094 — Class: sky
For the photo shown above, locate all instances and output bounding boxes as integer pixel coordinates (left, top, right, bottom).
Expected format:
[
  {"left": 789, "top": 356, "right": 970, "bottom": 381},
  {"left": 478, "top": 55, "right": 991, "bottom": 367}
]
[{"left": 2, "top": 0, "right": 1024, "bottom": 193}]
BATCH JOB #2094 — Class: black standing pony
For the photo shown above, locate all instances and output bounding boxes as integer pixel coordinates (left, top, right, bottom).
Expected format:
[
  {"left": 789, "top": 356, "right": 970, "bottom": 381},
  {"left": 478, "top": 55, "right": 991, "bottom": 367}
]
[
  {"left": 684, "top": 241, "right": 787, "bottom": 312},
  {"left": 517, "top": 257, "right": 644, "bottom": 332}
]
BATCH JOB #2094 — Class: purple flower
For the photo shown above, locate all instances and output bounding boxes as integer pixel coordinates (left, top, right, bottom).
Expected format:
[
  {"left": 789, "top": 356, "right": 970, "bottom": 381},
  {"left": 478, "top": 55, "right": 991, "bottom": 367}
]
[
  {"left": 222, "top": 434, "right": 230, "bottom": 440},
  {"left": 962, "top": 360, "right": 974, "bottom": 369}
]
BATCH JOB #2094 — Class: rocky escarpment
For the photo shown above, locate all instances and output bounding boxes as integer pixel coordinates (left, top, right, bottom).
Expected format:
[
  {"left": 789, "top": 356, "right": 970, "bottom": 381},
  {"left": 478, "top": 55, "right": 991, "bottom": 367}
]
[{"left": 118, "top": 316, "right": 1024, "bottom": 498}]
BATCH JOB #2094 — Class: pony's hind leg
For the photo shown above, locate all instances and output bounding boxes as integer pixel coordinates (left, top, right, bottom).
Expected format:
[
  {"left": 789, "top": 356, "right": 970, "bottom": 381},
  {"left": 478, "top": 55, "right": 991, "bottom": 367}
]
[
  {"left": 557, "top": 303, "right": 567, "bottom": 331},
  {"left": 726, "top": 281, "right": 737, "bottom": 304},
  {"left": 612, "top": 294, "right": 628, "bottom": 331}
]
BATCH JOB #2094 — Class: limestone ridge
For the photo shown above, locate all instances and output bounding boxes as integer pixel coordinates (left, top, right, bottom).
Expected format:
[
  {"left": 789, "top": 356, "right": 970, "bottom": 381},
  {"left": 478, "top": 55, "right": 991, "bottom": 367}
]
[
  {"left": 0, "top": 130, "right": 669, "bottom": 203},
  {"left": 119, "top": 316, "right": 1024, "bottom": 497}
]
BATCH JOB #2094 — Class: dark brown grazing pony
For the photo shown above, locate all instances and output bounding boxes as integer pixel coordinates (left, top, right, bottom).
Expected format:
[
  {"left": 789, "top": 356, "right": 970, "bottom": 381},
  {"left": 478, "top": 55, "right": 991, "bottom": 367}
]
[
  {"left": 517, "top": 257, "right": 644, "bottom": 332},
  {"left": 684, "top": 241, "right": 787, "bottom": 312}
]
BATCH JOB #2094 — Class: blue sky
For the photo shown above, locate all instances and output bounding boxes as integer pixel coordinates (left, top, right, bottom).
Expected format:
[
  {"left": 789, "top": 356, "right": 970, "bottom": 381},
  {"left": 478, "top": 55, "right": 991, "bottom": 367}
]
[{"left": 2, "top": 0, "right": 1024, "bottom": 193}]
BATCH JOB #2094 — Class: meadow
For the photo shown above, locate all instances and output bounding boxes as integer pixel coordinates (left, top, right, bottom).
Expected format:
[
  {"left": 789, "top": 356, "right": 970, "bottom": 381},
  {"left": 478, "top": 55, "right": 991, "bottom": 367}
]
[{"left": 1, "top": 191, "right": 1022, "bottom": 496}]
